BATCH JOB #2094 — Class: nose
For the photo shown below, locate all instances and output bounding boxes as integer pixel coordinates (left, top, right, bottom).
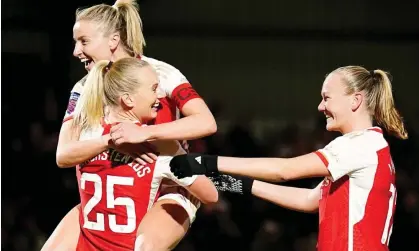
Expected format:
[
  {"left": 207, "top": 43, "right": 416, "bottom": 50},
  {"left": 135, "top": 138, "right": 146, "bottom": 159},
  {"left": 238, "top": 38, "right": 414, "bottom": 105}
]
[
  {"left": 318, "top": 100, "right": 325, "bottom": 112},
  {"left": 73, "top": 42, "right": 82, "bottom": 57}
]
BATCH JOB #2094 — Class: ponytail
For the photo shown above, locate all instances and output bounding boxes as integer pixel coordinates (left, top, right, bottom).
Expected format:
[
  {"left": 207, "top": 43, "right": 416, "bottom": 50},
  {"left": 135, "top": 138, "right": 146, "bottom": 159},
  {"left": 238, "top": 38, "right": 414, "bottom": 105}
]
[
  {"left": 114, "top": 0, "right": 145, "bottom": 56},
  {"left": 373, "top": 70, "right": 408, "bottom": 139},
  {"left": 73, "top": 60, "right": 110, "bottom": 131}
]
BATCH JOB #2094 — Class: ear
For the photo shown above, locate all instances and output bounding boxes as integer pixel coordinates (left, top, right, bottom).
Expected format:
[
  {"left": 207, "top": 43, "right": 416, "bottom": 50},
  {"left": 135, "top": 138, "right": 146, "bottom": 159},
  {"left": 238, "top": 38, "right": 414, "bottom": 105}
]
[
  {"left": 120, "top": 93, "right": 135, "bottom": 109},
  {"left": 109, "top": 32, "right": 121, "bottom": 51},
  {"left": 351, "top": 92, "right": 363, "bottom": 111}
]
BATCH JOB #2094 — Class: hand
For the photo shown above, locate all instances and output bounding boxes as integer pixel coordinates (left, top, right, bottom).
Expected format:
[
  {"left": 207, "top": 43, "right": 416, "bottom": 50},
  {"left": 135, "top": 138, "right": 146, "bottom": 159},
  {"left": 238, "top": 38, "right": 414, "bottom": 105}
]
[
  {"left": 170, "top": 153, "right": 218, "bottom": 178},
  {"left": 111, "top": 142, "right": 158, "bottom": 165},
  {"left": 208, "top": 174, "right": 254, "bottom": 196},
  {"left": 110, "top": 122, "right": 150, "bottom": 146}
]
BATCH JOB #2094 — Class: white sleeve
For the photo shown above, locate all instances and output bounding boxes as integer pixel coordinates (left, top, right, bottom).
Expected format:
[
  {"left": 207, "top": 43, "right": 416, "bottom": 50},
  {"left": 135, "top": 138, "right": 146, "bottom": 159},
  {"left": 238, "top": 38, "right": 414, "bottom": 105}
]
[
  {"left": 316, "top": 136, "right": 372, "bottom": 182},
  {"left": 63, "top": 75, "right": 87, "bottom": 121},
  {"left": 155, "top": 64, "right": 189, "bottom": 98},
  {"left": 157, "top": 156, "right": 197, "bottom": 187}
]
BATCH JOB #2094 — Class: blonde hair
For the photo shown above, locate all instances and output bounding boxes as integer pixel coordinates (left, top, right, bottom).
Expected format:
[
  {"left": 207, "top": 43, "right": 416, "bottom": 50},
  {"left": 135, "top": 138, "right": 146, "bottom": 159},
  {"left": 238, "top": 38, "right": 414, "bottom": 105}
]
[
  {"left": 75, "top": 0, "right": 145, "bottom": 56},
  {"left": 73, "top": 58, "right": 151, "bottom": 131},
  {"left": 332, "top": 66, "right": 408, "bottom": 139}
]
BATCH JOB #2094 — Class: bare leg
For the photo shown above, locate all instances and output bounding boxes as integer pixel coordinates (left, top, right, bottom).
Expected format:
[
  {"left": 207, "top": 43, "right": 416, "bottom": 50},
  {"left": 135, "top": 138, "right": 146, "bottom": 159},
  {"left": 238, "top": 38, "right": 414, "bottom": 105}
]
[{"left": 40, "top": 204, "right": 81, "bottom": 251}]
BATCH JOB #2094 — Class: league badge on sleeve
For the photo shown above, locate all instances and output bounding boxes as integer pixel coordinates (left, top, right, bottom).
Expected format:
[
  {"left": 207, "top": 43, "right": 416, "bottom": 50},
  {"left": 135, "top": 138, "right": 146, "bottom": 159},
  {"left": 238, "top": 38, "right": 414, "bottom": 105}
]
[{"left": 65, "top": 92, "right": 80, "bottom": 116}]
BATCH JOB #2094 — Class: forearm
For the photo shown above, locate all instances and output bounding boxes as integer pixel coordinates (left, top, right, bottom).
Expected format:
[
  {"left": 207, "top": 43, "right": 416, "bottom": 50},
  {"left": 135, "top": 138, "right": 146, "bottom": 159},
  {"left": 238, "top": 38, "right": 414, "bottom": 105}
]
[
  {"left": 146, "top": 113, "right": 216, "bottom": 141},
  {"left": 251, "top": 180, "right": 318, "bottom": 213},
  {"left": 217, "top": 157, "right": 289, "bottom": 182},
  {"left": 56, "top": 135, "right": 110, "bottom": 168},
  {"left": 186, "top": 176, "right": 218, "bottom": 204}
]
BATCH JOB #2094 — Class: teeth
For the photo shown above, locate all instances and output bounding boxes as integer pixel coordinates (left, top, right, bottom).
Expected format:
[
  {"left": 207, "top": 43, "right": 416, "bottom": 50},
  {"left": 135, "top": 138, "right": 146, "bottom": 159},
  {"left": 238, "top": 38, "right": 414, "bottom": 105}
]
[{"left": 80, "top": 58, "right": 89, "bottom": 63}]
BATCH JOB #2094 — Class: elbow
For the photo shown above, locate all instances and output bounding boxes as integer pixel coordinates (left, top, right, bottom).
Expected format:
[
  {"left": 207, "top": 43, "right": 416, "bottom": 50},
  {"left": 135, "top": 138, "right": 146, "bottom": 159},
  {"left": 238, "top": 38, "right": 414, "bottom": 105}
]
[
  {"left": 272, "top": 172, "right": 289, "bottom": 183},
  {"left": 203, "top": 117, "right": 217, "bottom": 136},
  {"left": 198, "top": 181, "right": 219, "bottom": 204},
  {"left": 208, "top": 120, "right": 217, "bottom": 135},
  {"left": 272, "top": 162, "right": 294, "bottom": 182},
  {"left": 56, "top": 152, "right": 72, "bottom": 168}
]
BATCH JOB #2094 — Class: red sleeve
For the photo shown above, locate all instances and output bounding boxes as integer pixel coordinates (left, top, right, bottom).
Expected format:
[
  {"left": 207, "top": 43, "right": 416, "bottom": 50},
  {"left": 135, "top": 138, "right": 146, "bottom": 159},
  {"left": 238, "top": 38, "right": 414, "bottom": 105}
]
[{"left": 171, "top": 83, "right": 201, "bottom": 110}]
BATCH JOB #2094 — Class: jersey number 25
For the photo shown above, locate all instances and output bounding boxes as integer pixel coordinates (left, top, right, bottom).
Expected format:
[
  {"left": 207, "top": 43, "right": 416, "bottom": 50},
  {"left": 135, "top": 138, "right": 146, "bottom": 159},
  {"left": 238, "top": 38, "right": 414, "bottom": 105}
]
[{"left": 81, "top": 173, "right": 136, "bottom": 234}]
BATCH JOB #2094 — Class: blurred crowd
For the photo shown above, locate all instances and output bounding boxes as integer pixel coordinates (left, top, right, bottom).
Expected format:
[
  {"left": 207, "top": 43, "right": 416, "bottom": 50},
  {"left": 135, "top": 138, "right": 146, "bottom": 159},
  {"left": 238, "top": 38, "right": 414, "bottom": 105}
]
[{"left": 2, "top": 54, "right": 419, "bottom": 251}]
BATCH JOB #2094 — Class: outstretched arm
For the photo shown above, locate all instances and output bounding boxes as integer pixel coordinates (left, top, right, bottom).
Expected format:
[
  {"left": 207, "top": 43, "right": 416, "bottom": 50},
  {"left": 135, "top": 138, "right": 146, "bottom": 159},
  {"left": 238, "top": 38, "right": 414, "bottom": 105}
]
[
  {"left": 217, "top": 152, "right": 329, "bottom": 182},
  {"left": 251, "top": 181, "right": 322, "bottom": 213},
  {"left": 170, "top": 152, "right": 330, "bottom": 183}
]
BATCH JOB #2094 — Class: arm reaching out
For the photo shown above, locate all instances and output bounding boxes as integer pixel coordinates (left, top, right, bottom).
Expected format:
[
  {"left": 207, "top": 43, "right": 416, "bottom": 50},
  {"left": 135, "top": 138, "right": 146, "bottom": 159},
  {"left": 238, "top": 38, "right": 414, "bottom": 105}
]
[
  {"left": 251, "top": 180, "right": 321, "bottom": 213},
  {"left": 169, "top": 153, "right": 330, "bottom": 182}
]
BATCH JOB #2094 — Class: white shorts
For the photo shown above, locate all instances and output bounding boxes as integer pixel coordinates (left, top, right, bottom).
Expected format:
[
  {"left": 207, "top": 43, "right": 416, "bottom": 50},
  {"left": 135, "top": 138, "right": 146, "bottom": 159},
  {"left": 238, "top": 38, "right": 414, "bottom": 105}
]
[{"left": 157, "top": 184, "right": 201, "bottom": 224}]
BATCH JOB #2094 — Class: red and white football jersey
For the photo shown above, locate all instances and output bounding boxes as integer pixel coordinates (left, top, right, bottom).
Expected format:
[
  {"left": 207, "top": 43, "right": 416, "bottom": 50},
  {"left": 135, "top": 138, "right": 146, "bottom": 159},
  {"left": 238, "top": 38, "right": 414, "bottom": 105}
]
[
  {"left": 75, "top": 123, "right": 195, "bottom": 251},
  {"left": 62, "top": 56, "right": 203, "bottom": 250},
  {"left": 63, "top": 55, "right": 201, "bottom": 125},
  {"left": 315, "top": 127, "right": 396, "bottom": 251}
]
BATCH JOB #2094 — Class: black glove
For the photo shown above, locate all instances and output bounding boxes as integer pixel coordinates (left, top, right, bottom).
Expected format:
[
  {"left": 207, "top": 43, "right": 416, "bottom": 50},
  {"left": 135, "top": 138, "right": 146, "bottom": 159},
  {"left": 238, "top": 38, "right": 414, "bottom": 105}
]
[
  {"left": 170, "top": 153, "right": 219, "bottom": 178},
  {"left": 208, "top": 174, "right": 254, "bottom": 196}
]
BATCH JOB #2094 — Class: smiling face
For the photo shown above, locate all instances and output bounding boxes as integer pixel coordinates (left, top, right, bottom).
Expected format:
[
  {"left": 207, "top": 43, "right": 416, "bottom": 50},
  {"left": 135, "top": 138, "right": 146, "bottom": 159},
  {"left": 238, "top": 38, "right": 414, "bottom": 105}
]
[
  {"left": 317, "top": 72, "right": 355, "bottom": 133},
  {"left": 118, "top": 65, "right": 161, "bottom": 123},
  {"left": 73, "top": 20, "right": 116, "bottom": 71},
  {"left": 129, "top": 65, "right": 161, "bottom": 122}
]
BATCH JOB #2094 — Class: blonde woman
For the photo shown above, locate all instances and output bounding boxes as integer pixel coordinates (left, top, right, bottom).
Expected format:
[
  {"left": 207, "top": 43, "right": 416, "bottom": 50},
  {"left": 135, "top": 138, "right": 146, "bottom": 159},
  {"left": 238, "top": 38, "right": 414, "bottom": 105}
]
[
  {"left": 43, "top": 1, "right": 217, "bottom": 250},
  {"left": 171, "top": 66, "right": 407, "bottom": 251}
]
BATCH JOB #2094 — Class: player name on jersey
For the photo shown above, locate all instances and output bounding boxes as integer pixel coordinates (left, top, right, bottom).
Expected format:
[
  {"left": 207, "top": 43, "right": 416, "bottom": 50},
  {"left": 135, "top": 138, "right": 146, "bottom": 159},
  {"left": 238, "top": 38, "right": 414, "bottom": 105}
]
[{"left": 80, "top": 148, "right": 151, "bottom": 178}]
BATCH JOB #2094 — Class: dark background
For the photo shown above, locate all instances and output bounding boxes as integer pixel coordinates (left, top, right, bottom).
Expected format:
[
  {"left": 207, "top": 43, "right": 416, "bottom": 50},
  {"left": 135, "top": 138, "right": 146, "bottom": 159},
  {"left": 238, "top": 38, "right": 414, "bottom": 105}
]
[{"left": 2, "top": 0, "right": 419, "bottom": 250}]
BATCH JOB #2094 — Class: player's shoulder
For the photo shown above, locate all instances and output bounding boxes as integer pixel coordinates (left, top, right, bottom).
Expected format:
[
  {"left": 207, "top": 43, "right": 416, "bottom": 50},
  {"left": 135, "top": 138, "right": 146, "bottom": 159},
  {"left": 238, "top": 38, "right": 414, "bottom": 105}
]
[
  {"left": 345, "top": 127, "right": 387, "bottom": 150},
  {"left": 71, "top": 74, "right": 88, "bottom": 93},
  {"left": 324, "top": 127, "right": 387, "bottom": 159},
  {"left": 142, "top": 55, "right": 187, "bottom": 82},
  {"left": 79, "top": 124, "right": 106, "bottom": 141}
]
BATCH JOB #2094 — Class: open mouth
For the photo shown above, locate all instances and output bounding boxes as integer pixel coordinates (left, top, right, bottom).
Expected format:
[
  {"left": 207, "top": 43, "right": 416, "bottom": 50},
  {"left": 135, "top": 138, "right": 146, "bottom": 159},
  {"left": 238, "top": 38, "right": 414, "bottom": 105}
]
[
  {"left": 80, "top": 58, "right": 94, "bottom": 70},
  {"left": 151, "top": 101, "right": 162, "bottom": 111},
  {"left": 325, "top": 113, "right": 333, "bottom": 120}
]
